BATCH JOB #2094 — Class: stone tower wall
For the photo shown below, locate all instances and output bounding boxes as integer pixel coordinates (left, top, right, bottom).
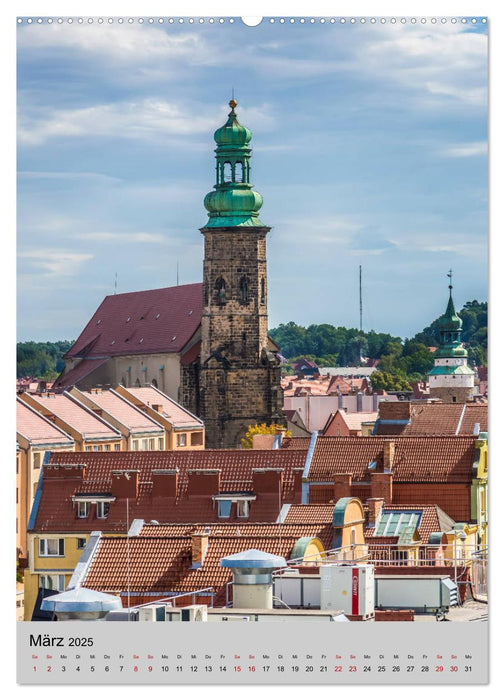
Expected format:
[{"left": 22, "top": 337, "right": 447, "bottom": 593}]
[{"left": 199, "top": 226, "right": 284, "bottom": 448}]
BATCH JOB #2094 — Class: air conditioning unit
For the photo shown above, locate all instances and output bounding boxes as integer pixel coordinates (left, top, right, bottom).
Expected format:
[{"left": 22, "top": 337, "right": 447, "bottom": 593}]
[
  {"left": 180, "top": 605, "right": 208, "bottom": 622},
  {"left": 137, "top": 605, "right": 167, "bottom": 622},
  {"left": 320, "top": 563, "right": 375, "bottom": 619}
]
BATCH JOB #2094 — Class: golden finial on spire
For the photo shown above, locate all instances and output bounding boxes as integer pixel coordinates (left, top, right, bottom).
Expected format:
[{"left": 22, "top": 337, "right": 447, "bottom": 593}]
[{"left": 229, "top": 98, "right": 237, "bottom": 110}]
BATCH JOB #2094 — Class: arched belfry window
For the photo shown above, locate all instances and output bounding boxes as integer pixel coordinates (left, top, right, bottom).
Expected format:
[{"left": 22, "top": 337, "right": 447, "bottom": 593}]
[
  {"left": 260, "top": 277, "right": 266, "bottom": 305},
  {"left": 223, "top": 162, "right": 232, "bottom": 183},
  {"left": 235, "top": 161, "right": 244, "bottom": 183},
  {"left": 215, "top": 277, "right": 226, "bottom": 305},
  {"left": 240, "top": 276, "right": 249, "bottom": 303}
]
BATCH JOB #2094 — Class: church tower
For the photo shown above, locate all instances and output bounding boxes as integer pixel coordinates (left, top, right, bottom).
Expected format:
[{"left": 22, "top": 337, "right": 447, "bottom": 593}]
[
  {"left": 198, "top": 99, "right": 284, "bottom": 448},
  {"left": 428, "top": 273, "right": 475, "bottom": 403}
]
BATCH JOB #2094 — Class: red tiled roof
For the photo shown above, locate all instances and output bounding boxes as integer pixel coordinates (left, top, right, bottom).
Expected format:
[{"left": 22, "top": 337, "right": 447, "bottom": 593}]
[
  {"left": 66, "top": 283, "right": 203, "bottom": 359},
  {"left": 34, "top": 449, "right": 308, "bottom": 532},
  {"left": 180, "top": 340, "right": 201, "bottom": 366},
  {"left": 282, "top": 505, "right": 335, "bottom": 524},
  {"left": 459, "top": 405, "right": 488, "bottom": 434},
  {"left": 21, "top": 392, "right": 120, "bottom": 441},
  {"left": 81, "top": 523, "right": 333, "bottom": 605},
  {"left": 307, "top": 436, "right": 477, "bottom": 483},
  {"left": 16, "top": 398, "right": 74, "bottom": 446},
  {"left": 120, "top": 386, "right": 203, "bottom": 428},
  {"left": 75, "top": 389, "right": 163, "bottom": 434},
  {"left": 281, "top": 437, "right": 312, "bottom": 450},
  {"left": 53, "top": 358, "right": 108, "bottom": 389},
  {"left": 376, "top": 403, "right": 488, "bottom": 437}
]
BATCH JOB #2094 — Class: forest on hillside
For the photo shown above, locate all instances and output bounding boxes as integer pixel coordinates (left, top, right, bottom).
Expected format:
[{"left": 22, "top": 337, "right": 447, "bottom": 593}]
[{"left": 16, "top": 300, "right": 487, "bottom": 384}]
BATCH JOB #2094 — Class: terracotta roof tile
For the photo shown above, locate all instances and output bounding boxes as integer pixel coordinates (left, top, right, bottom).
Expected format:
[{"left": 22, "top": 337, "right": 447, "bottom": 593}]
[
  {"left": 307, "top": 435, "right": 477, "bottom": 483},
  {"left": 16, "top": 398, "right": 74, "bottom": 446},
  {"left": 34, "top": 449, "right": 308, "bottom": 532},
  {"left": 21, "top": 392, "right": 120, "bottom": 440},
  {"left": 82, "top": 523, "right": 334, "bottom": 605},
  {"left": 53, "top": 358, "right": 108, "bottom": 389},
  {"left": 376, "top": 403, "right": 488, "bottom": 437},
  {"left": 76, "top": 388, "right": 163, "bottom": 433},
  {"left": 120, "top": 386, "right": 203, "bottom": 428},
  {"left": 282, "top": 505, "right": 335, "bottom": 524}
]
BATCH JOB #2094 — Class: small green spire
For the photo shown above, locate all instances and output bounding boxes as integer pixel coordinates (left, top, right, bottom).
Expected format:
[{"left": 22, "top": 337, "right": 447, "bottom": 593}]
[
  {"left": 434, "top": 271, "right": 466, "bottom": 358},
  {"left": 202, "top": 99, "right": 267, "bottom": 229}
]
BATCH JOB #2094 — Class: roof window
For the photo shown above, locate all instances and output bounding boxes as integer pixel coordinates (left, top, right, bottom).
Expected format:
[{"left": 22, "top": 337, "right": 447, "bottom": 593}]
[
  {"left": 139, "top": 338, "right": 144, "bottom": 343},
  {"left": 155, "top": 313, "right": 161, "bottom": 319},
  {"left": 171, "top": 336, "right": 177, "bottom": 342},
  {"left": 96, "top": 319, "right": 101, "bottom": 325},
  {"left": 126, "top": 317, "right": 131, "bottom": 322}
]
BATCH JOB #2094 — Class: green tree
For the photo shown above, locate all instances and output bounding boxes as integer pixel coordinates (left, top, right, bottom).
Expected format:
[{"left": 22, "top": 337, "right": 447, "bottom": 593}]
[
  {"left": 241, "top": 423, "right": 292, "bottom": 449},
  {"left": 370, "top": 370, "right": 412, "bottom": 392}
]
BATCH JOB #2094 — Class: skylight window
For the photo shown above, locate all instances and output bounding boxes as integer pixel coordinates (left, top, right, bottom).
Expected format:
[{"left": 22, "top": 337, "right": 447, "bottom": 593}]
[
  {"left": 188, "top": 310, "right": 193, "bottom": 316},
  {"left": 171, "top": 336, "right": 177, "bottom": 342},
  {"left": 96, "top": 319, "right": 101, "bottom": 325},
  {"left": 126, "top": 317, "right": 131, "bottom": 322},
  {"left": 375, "top": 511, "right": 422, "bottom": 537},
  {"left": 139, "top": 338, "right": 144, "bottom": 343},
  {"left": 155, "top": 313, "right": 161, "bottom": 319}
]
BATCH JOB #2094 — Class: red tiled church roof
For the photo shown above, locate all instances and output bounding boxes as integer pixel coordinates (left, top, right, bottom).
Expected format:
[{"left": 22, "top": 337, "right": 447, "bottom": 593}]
[{"left": 66, "top": 283, "right": 203, "bottom": 359}]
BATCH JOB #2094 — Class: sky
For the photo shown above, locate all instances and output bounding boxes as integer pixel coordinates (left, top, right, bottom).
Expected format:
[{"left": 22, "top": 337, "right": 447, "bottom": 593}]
[{"left": 16, "top": 16, "right": 488, "bottom": 342}]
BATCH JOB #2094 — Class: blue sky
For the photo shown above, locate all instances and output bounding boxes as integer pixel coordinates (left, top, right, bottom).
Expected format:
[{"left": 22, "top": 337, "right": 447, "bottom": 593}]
[{"left": 17, "top": 17, "right": 488, "bottom": 342}]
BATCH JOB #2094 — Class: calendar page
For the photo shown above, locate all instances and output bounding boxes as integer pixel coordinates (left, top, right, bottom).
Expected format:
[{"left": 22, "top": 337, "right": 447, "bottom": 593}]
[{"left": 15, "top": 6, "right": 489, "bottom": 687}]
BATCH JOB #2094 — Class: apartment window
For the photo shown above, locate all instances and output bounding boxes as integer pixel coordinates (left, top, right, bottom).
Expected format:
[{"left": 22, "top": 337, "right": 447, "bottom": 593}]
[
  {"left": 236, "top": 500, "right": 250, "bottom": 518},
  {"left": 149, "top": 438, "right": 155, "bottom": 450},
  {"left": 77, "top": 502, "right": 90, "bottom": 518},
  {"left": 96, "top": 502, "right": 110, "bottom": 519},
  {"left": 190, "top": 432, "right": 203, "bottom": 447},
  {"left": 218, "top": 500, "right": 232, "bottom": 518},
  {"left": 33, "top": 452, "right": 42, "bottom": 469},
  {"left": 93, "top": 445, "right": 102, "bottom": 452},
  {"left": 158, "top": 438, "right": 164, "bottom": 450},
  {"left": 85, "top": 446, "right": 92, "bottom": 452},
  {"left": 114, "top": 443, "right": 120, "bottom": 451},
  {"left": 177, "top": 433, "right": 187, "bottom": 447},
  {"left": 132, "top": 440, "right": 139, "bottom": 451},
  {"left": 39, "top": 538, "right": 64, "bottom": 557},
  {"left": 39, "top": 574, "right": 65, "bottom": 591},
  {"left": 76, "top": 538, "right": 87, "bottom": 549},
  {"left": 141, "top": 439, "right": 148, "bottom": 451},
  {"left": 104, "top": 444, "right": 111, "bottom": 451}
]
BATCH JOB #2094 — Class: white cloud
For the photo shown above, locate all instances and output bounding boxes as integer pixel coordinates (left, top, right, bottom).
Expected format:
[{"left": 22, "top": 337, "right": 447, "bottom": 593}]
[
  {"left": 75, "top": 232, "right": 165, "bottom": 243},
  {"left": 440, "top": 141, "right": 487, "bottom": 158},
  {"left": 17, "top": 23, "right": 210, "bottom": 65},
  {"left": 18, "top": 98, "right": 275, "bottom": 146},
  {"left": 18, "top": 250, "right": 94, "bottom": 276}
]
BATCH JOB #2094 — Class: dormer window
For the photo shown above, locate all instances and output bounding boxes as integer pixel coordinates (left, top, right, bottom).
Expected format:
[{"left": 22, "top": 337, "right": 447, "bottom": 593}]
[
  {"left": 96, "top": 501, "right": 110, "bottom": 519},
  {"left": 77, "top": 502, "right": 90, "bottom": 518},
  {"left": 218, "top": 500, "right": 232, "bottom": 518},
  {"left": 237, "top": 500, "right": 250, "bottom": 518}
]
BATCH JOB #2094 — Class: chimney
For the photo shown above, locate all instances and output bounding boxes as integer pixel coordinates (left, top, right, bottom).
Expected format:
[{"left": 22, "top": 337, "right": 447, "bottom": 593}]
[
  {"left": 333, "top": 473, "right": 352, "bottom": 501},
  {"left": 337, "top": 390, "right": 343, "bottom": 409},
  {"left": 383, "top": 441, "right": 395, "bottom": 471},
  {"left": 370, "top": 472, "right": 392, "bottom": 503},
  {"left": 187, "top": 469, "right": 220, "bottom": 496},
  {"left": 252, "top": 434, "right": 276, "bottom": 450},
  {"left": 191, "top": 530, "right": 209, "bottom": 568},
  {"left": 252, "top": 468, "right": 283, "bottom": 493},
  {"left": 366, "top": 498, "right": 384, "bottom": 527},
  {"left": 111, "top": 470, "right": 139, "bottom": 499},
  {"left": 152, "top": 469, "right": 178, "bottom": 497},
  {"left": 373, "top": 392, "right": 379, "bottom": 412},
  {"left": 357, "top": 392, "right": 363, "bottom": 412},
  {"left": 293, "top": 468, "right": 304, "bottom": 499}
]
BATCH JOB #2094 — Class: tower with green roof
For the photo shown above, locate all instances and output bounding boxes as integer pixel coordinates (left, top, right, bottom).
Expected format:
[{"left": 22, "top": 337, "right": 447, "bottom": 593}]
[
  {"left": 428, "top": 273, "right": 475, "bottom": 403},
  {"left": 195, "top": 100, "right": 284, "bottom": 448}
]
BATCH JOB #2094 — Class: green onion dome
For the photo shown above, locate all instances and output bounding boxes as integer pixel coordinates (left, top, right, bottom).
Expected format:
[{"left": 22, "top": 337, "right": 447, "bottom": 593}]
[{"left": 202, "top": 100, "right": 267, "bottom": 229}]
